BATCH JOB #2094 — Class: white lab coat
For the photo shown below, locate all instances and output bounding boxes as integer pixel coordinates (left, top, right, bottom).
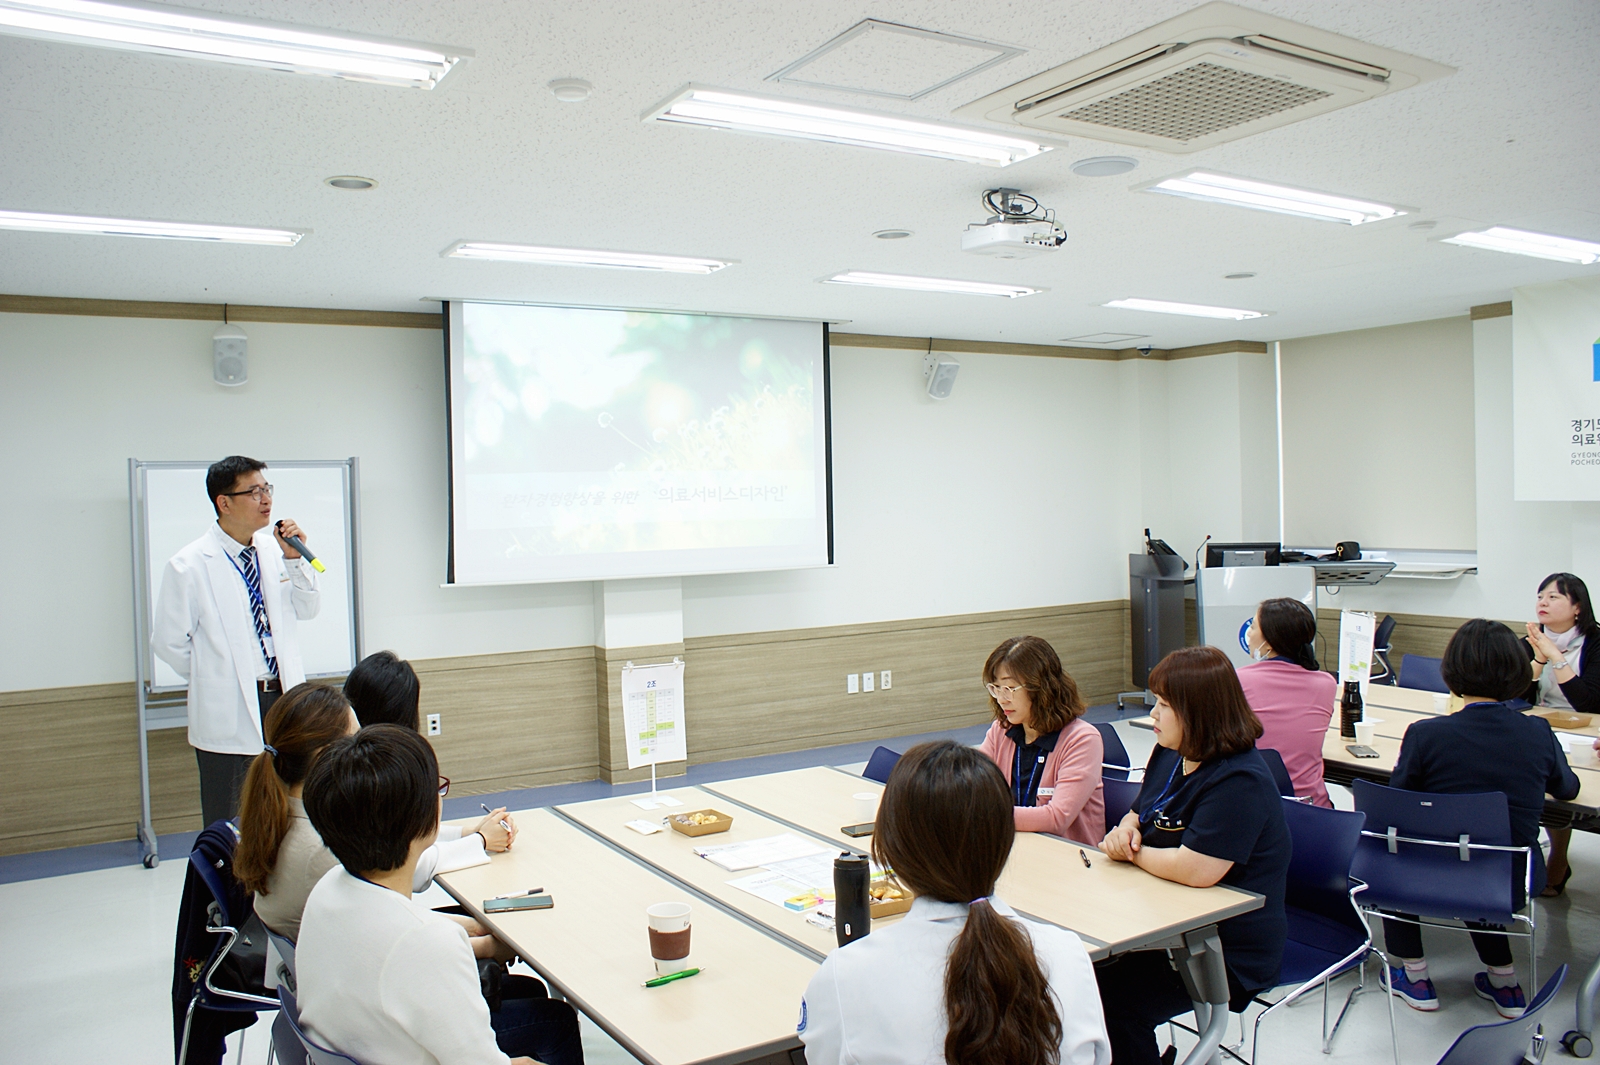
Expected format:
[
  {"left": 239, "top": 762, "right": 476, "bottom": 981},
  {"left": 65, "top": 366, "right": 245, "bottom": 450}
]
[
  {"left": 799, "top": 895, "right": 1112, "bottom": 1065},
  {"left": 152, "top": 523, "right": 319, "bottom": 755}
]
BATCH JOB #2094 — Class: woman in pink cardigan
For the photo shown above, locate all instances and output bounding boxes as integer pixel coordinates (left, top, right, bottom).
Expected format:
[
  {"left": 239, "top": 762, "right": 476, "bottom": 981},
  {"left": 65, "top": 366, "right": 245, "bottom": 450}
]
[
  {"left": 1237, "top": 597, "right": 1337, "bottom": 807},
  {"left": 978, "top": 636, "right": 1105, "bottom": 844}
]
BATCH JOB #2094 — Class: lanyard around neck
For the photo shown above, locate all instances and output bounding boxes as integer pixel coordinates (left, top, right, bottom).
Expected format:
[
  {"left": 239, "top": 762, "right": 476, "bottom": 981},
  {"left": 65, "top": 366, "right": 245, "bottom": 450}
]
[
  {"left": 1013, "top": 741, "right": 1046, "bottom": 806},
  {"left": 222, "top": 546, "right": 267, "bottom": 616}
]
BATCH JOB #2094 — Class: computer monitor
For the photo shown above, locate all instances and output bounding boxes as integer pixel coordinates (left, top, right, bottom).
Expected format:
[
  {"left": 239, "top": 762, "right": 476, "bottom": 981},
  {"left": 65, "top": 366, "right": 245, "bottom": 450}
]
[{"left": 1204, "top": 542, "right": 1282, "bottom": 568}]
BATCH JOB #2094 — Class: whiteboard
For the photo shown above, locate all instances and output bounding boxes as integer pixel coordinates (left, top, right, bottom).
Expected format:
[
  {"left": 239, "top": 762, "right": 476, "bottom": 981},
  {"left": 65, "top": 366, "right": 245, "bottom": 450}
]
[{"left": 131, "top": 459, "right": 362, "bottom": 694}]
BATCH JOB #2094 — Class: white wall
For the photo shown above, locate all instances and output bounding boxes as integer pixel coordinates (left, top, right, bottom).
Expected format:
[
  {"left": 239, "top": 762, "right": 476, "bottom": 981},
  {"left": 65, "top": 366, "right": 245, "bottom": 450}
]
[
  {"left": 3, "top": 316, "right": 1188, "bottom": 691},
  {"left": 1280, "top": 316, "right": 1476, "bottom": 550},
  {"left": 0, "top": 313, "right": 594, "bottom": 691},
  {"left": 1315, "top": 315, "right": 1600, "bottom": 622}
]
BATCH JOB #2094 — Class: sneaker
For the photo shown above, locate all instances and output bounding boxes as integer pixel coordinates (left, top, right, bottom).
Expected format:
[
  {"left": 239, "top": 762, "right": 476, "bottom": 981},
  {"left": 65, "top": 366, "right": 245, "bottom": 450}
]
[
  {"left": 1388, "top": 965, "right": 1440, "bottom": 1011},
  {"left": 1474, "top": 972, "right": 1526, "bottom": 1018}
]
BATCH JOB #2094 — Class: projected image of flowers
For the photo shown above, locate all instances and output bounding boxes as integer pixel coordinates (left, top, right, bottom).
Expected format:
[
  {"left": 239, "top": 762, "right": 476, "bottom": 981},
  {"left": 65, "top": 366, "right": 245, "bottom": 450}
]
[{"left": 456, "top": 304, "right": 822, "bottom": 564}]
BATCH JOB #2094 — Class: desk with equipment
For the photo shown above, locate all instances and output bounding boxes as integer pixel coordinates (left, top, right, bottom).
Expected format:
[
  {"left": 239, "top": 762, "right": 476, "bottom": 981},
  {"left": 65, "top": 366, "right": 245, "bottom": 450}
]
[{"left": 439, "top": 764, "right": 1263, "bottom": 1065}]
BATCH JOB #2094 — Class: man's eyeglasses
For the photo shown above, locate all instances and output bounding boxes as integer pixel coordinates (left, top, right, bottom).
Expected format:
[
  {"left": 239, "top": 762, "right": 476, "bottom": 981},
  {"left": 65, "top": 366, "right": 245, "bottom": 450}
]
[
  {"left": 222, "top": 484, "right": 274, "bottom": 502},
  {"left": 438, "top": 776, "right": 451, "bottom": 798},
  {"left": 986, "top": 682, "right": 1030, "bottom": 698}
]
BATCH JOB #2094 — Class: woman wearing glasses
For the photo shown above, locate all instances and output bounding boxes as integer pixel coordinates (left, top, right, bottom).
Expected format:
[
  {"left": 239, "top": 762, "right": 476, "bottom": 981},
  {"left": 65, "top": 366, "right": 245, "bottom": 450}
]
[
  {"left": 977, "top": 636, "right": 1106, "bottom": 844},
  {"left": 1094, "top": 646, "right": 1290, "bottom": 1065}
]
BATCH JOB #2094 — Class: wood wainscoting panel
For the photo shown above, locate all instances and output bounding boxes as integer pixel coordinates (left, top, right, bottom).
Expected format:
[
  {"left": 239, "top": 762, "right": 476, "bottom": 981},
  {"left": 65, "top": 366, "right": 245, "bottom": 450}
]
[
  {"left": 414, "top": 646, "right": 601, "bottom": 797},
  {"left": 681, "top": 601, "right": 1128, "bottom": 766},
  {"left": 0, "top": 682, "right": 200, "bottom": 855}
]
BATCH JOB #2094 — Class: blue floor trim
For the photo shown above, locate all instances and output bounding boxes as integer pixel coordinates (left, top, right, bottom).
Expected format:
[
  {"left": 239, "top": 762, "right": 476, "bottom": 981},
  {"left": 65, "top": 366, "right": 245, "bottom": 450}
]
[{"left": 0, "top": 722, "right": 991, "bottom": 885}]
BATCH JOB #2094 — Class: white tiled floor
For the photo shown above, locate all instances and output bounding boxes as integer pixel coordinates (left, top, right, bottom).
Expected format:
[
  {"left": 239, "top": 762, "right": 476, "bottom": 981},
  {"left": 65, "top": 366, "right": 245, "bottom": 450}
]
[{"left": 3, "top": 720, "right": 1596, "bottom": 1065}]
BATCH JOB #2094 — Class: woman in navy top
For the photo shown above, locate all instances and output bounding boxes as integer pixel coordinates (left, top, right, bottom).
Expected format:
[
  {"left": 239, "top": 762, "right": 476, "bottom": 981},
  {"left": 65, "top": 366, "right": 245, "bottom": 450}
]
[
  {"left": 1094, "top": 646, "right": 1291, "bottom": 1065},
  {"left": 1383, "top": 618, "right": 1580, "bottom": 1019}
]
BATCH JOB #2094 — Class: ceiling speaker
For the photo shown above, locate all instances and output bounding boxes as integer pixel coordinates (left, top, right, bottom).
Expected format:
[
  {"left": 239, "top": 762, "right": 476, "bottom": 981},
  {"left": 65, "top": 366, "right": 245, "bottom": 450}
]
[{"left": 213, "top": 323, "right": 248, "bottom": 387}]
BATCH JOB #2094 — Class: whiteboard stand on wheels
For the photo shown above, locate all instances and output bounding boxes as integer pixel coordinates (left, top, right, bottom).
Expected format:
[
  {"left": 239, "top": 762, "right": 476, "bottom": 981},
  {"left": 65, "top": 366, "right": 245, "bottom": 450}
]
[
  {"left": 621, "top": 657, "right": 687, "bottom": 795},
  {"left": 127, "top": 458, "right": 363, "bottom": 868}
]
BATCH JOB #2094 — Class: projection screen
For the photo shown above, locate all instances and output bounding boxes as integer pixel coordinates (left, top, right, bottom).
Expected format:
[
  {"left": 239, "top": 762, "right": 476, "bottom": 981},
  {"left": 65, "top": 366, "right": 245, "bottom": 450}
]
[{"left": 446, "top": 301, "right": 833, "bottom": 584}]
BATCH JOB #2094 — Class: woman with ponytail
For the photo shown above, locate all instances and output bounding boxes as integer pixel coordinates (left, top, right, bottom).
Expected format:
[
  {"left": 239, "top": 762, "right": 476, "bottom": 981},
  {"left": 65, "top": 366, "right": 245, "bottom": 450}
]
[
  {"left": 798, "top": 740, "right": 1110, "bottom": 1065},
  {"left": 236, "top": 683, "right": 358, "bottom": 939},
  {"left": 1237, "top": 597, "right": 1338, "bottom": 806}
]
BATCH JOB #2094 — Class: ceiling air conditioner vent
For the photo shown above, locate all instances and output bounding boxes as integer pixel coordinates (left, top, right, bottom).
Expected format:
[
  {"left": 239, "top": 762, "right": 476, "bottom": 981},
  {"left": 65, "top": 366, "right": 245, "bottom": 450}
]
[{"left": 955, "top": 2, "right": 1453, "bottom": 153}]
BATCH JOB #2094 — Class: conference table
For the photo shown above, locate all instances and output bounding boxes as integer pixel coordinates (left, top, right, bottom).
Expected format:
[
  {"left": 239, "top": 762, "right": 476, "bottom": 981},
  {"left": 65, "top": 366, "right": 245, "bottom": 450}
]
[
  {"left": 436, "top": 763, "right": 1261, "bottom": 1065},
  {"left": 1322, "top": 685, "right": 1600, "bottom": 825}
]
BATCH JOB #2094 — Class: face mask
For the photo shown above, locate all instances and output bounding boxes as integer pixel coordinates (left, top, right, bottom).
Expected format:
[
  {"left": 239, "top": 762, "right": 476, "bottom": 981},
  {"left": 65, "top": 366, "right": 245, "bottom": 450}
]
[{"left": 1250, "top": 643, "right": 1272, "bottom": 662}]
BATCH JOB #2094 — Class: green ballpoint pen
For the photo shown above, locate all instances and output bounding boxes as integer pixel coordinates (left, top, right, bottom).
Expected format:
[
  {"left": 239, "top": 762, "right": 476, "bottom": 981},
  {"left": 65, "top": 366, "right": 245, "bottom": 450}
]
[{"left": 643, "top": 967, "right": 703, "bottom": 988}]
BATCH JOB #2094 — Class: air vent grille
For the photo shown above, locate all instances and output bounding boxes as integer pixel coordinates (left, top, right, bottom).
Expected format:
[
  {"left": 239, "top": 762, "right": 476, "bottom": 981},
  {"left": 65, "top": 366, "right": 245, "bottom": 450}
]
[{"left": 1054, "top": 61, "right": 1331, "bottom": 142}]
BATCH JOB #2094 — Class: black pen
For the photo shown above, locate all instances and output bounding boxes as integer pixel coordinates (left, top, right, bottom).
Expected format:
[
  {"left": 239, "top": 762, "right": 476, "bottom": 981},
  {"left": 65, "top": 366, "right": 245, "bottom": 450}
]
[{"left": 1079, "top": 848, "right": 1093, "bottom": 869}]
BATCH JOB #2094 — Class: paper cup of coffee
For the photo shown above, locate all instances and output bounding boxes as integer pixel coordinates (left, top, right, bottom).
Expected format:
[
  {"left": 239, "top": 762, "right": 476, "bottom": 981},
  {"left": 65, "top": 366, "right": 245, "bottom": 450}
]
[
  {"left": 646, "top": 902, "right": 692, "bottom": 975},
  {"left": 1431, "top": 692, "right": 1449, "bottom": 713},
  {"left": 1354, "top": 720, "right": 1376, "bottom": 745},
  {"left": 853, "top": 792, "right": 878, "bottom": 824}
]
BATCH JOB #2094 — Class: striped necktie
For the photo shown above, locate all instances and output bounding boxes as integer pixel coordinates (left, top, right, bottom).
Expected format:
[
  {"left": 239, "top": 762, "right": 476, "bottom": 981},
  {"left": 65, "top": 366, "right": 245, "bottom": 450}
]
[{"left": 238, "top": 545, "right": 279, "bottom": 677}]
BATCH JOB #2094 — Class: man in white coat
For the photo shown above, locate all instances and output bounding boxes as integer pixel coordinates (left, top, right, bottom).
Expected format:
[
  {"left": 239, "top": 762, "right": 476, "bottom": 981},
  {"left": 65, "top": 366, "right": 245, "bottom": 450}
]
[{"left": 153, "top": 455, "right": 320, "bottom": 825}]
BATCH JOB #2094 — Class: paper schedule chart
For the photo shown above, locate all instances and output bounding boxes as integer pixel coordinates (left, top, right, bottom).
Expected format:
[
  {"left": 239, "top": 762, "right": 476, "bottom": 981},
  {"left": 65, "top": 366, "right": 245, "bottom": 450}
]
[{"left": 622, "top": 659, "right": 688, "bottom": 770}]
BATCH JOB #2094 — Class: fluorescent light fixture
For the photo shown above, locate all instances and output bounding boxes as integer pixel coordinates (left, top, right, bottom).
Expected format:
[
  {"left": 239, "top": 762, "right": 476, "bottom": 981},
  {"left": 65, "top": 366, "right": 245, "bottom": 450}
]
[
  {"left": 1441, "top": 226, "right": 1600, "bottom": 265},
  {"left": 1104, "top": 298, "right": 1266, "bottom": 320},
  {"left": 443, "top": 242, "right": 732, "bottom": 274},
  {"left": 1141, "top": 170, "right": 1410, "bottom": 226},
  {"left": 645, "top": 85, "right": 1055, "bottom": 167},
  {"left": 825, "top": 271, "right": 1041, "bottom": 298},
  {"left": 0, "top": 0, "right": 471, "bottom": 89},
  {"left": 0, "top": 208, "right": 304, "bottom": 245}
]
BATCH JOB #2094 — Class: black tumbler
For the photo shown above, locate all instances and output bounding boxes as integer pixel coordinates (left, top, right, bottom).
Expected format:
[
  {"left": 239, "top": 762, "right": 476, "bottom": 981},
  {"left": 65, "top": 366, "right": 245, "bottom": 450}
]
[{"left": 833, "top": 851, "right": 870, "bottom": 947}]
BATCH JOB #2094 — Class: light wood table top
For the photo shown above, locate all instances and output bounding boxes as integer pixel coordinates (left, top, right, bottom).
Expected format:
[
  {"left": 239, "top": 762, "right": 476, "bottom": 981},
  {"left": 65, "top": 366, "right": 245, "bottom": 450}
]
[
  {"left": 705, "top": 766, "right": 1262, "bottom": 961},
  {"left": 435, "top": 808, "right": 815, "bottom": 1065},
  {"left": 554, "top": 785, "right": 856, "bottom": 960},
  {"left": 1322, "top": 725, "right": 1600, "bottom": 811}
]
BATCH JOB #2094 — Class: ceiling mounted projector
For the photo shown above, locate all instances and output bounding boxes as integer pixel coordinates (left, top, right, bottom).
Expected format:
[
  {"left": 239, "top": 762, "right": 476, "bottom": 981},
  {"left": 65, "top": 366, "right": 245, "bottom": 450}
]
[{"left": 962, "top": 188, "right": 1066, "bottom": 259}]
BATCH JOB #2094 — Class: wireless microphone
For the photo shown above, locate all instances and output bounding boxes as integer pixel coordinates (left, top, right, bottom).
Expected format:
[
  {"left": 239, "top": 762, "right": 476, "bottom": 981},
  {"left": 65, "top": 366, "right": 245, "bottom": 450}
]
[{"left": 275, "top": 521, "right": 327, "bottom": 572}]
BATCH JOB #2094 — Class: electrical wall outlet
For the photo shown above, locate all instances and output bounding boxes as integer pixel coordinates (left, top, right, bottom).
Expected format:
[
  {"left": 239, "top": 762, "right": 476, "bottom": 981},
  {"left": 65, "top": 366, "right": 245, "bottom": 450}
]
[
  {"left": 862, "top": 670, "right": 875, "bottom": 692},
  {"left": 880, "top": 670, "right": 892, "bottom": 690},
  {"left": 426, "top": 713, "right": 441, "bottom": 736},
  {"left": 846, "top": 673, "right": 859, "bottom": 694}
]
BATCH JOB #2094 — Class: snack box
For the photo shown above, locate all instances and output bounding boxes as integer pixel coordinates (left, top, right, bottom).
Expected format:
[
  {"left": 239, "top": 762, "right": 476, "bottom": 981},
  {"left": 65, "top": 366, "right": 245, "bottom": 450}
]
[
  {"left": 1532, "top": 709, "right": 1593, "bottom": 730},
  {"left": 868, "top": 880, "right": 912, "bottom": 918},
  {"left": 667, "top": 809, "right": 733, "bottom": 837}
]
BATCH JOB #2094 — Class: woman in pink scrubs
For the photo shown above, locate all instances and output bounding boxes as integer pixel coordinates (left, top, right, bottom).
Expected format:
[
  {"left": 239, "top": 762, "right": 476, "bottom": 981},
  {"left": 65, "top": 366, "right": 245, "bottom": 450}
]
[{"left": 1237, "top": 598, "right": 1337, "bottom": 807}]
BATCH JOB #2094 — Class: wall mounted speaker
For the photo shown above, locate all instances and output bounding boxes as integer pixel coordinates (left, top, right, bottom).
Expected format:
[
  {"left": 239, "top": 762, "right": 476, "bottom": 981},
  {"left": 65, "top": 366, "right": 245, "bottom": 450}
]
[
  {"left": 923, "top": 353, "right": 960, "bottom": 399},
  {"left": 213, "top": 323, "right": 248, "bottom": 386}
]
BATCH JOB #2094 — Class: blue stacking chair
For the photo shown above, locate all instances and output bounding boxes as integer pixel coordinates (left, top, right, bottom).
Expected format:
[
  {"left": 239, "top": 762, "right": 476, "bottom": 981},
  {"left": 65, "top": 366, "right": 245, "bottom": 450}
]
[
  {"left": 1094, "top": 722, "right": 1134, "bottom": 781},
  {"left": 278, "top": 985, "right": 363, "bottom": 1065},
  {"left": 1434, "top": 965, "right": 1567, "bottom": 1065},
  {"left": 862, "top": 746, "right": 901, "bottom": 784},
  {"left": 1371, "top": 615, "right": 1398, "bottom": 685},
  {"left": 1398, "top": 653, "right": 1449, "bottom": 693},
  {"left": 1350, "top": 781, "right": 1538, "bottom": 1062},
  {"left": 1255, "top": 747, "right": 1298, "bottom": 798},
  {"left": 1102, "top": 778, "right": 1143, "bottom": 836},
  {"left": 178, "top": 845, "right": 279, "bottom": 1065},
  {"left": 266, "top": 930, "right": 306, "bottom": 1065},
  {"left": 1249, "top": 800, "right": 1382, "bottom": 1061}
]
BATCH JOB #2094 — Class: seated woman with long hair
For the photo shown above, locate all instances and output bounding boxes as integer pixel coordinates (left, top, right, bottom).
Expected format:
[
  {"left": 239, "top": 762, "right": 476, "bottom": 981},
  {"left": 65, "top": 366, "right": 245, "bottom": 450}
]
[
  {"left": 800, "top": 740, "right": 1110, "bottom": 1065},
  {"left": 235, "top": 683, "right": 358, "bottom": 939},
  {"left": 1237, "top": 597, "right": 1337, "bottom": 806},
  {"left": 977, "top": 636, "right": 1105, "bottom": 843},
  {"left": 235, "top": 682, "right": 505, "bottom": 958},
  {"left": 1095, "top": 646, "right": 1291, "bottom": 1065}
]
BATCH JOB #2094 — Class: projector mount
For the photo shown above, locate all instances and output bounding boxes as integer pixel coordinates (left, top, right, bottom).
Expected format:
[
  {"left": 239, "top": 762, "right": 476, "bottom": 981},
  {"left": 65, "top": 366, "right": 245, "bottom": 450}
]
[{"left": 962, "top": 188, "right": 1066, "bottom": 257}]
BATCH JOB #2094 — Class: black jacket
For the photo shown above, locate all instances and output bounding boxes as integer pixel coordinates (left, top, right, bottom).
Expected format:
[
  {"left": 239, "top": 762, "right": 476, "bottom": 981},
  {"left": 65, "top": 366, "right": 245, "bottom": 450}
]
[
  {"left": 1523, "top": 633, "right": 1600, "bottom": 714},
  {"left": 1392, "top": 700, "right": 1580, "bottom": 896},
  {"left": 171, "top": 820, "right": 265, "bottom": 1065}
]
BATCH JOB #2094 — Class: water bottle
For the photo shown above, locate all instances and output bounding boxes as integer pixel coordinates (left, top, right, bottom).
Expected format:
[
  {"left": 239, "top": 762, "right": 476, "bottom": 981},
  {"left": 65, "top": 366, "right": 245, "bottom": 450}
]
[
  {"left": 833, "top": 851, "right": 870, "bottom": 947},
  {"left": 1340, "top": 680, "right": 1364, "bottom": 739}
]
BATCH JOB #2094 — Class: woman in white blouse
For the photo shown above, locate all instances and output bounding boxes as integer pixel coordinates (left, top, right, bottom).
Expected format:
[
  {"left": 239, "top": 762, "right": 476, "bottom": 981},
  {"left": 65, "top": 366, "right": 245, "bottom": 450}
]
[{"left": 799, "top": 740, "right": 1111, "bottom": 1065}]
